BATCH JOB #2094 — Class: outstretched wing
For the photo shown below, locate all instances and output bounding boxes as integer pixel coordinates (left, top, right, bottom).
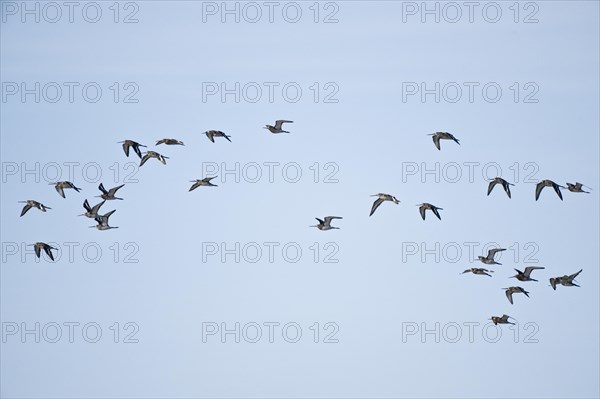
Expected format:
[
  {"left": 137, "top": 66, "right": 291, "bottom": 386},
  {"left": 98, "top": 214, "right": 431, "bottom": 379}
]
[
  {"left": 431, "top": 207, "right": 442, "bottom": 220},
  {"left": 552, "top": 183, "right": 563, "bottom": 200},
  {"left": 419, "top": 205, "right": 426, "bottom": 220},
  {"left": 524, "top": 266, "right": 544, "bottom": 277},
  {"left": 109, "top": 184, "right": 125, "bottom": 195},
  {"left": 104, "top": 209, "right": 116, "bottom": 219},
  {"left": 55, "top": 184, "right": 65, "bottom": 198},
  {"left": 502, "top": 180, "right": 512, "bottom": 198},
  {"left": 535, "top": 182, "right": 544, "bottom": 201},
  {"left": 33, "top": 244, "right": 41, "bottom": 258},
  {"left": 487, "top": 180, "right": 498, "bottom": 196},
  {"left": 370, "top": 198, "right": 384, "bottom": 217},
  {"left": 487, "top": 248, "right": 505, "bottom": 259},
  {"left": 20, "top": 204, "right": 32, "bottom": 217},
  {"left": 275, "top": 120, "right": 293, "bottom": 129},
  {"left": 505, "top": 290, "right": 514, "bottom": 305},
  {"left": 432, "top": 135, "right": 441, "bottom": 150},
  {"left": 569, "top": 269, "right": 583, "bottom": 280},
  {"left": 189, "top": 181, "right": 201, "bottom": 192},
  {"left": 140, "top": 154, "right": 150, "bottom": 166},
  {"left": 133, "top": 144, "right": 143, "bottom": 159},
  {"left": 91, "top": 200, "right": 105, "bottom": 213},
  {"left": 43, "top": 245, "right": 55, "bottom": 261}
]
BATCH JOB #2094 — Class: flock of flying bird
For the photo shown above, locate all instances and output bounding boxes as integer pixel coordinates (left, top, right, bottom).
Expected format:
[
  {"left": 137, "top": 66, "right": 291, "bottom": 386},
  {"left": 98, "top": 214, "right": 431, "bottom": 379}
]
[
  {"left": 308, "top": 131, "right": 590, "bottom": 325},
  {"left": 18, "top": 127, "right": 589, "bottom": 324},
  {"left": 17, "top": 121, "right": 294, "bottom": 260}
]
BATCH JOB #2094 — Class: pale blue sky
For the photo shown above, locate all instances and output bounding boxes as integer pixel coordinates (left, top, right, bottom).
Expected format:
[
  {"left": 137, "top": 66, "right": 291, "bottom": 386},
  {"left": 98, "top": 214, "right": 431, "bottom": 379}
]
[{"left": 1, "top": 1, "right": 599, "bottom": 398}]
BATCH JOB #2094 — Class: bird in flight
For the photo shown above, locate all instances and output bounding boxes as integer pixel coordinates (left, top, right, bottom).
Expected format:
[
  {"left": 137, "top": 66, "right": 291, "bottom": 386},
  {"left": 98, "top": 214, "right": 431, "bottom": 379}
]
[
  {"left": 428, "top": 132, "right": 460, "bottom": 150},
  {"left": 417, "top": 203, "right": 443, "bottom": 220},
  {"left": 19, "top": 200, "right": 51, "bottom": 217},
  {"left": 490, "top": 315, "right": 515, "bottom": 325},
  {"left": 189, "top": 177, "right": 218, "bottom": 191},
  {"left": 549, "top": 269, "right": 583, "bottom": 290},
  {"left": 535, "top": 179, "right": 565, "bottom": 201},
  {"left": 30, "top": 242, "right": 58, "bottom": 261},
  {"left": 461, "top": 268, "right": 494, "bottom": 277},
  {"left": 310, "top": 216, "right": 343, "bottom": 231},
  {"left": 97, "top": 183, "right": 125, "bottom": 200},
  {"left": 487, "top": 177, "right": 514, "bottom": 198},
  {"left": 369, "top": 193, "right": 400, "bottom": 216},
  {"left": 566, "top": 182, "right": 590, "bottom": 193},
  {"left": 476, "top": 248, "right": 506, "bottom": 265},
  {"left": 119, "top": 140, "right": 146, "bottom": 159},
  {"left": 205, "top": 130, "right": 231, "bottom": 143},
  {"left": 156, "top": 138, "right": 184, "bottom": 146},
  {"left": 511, "top": 266, "right": 545, "bottom": 282},
  {"left": 79, "top": 199, "right": 106, "bottom": 218},
  {"left": 503, "top": 286, "right": 530, "bottom": 304},
  {"left": 90, "top": 210, "right": 118, "bottom": 230},
  {"left": 140, "top": 151, "right": 169, "bottom": 167},
  {"left": 51, "top": 181, "right": 82, "bottom": 198},
  {"left": 264, "top": 120, "right": 293, "bottom": 134}
]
